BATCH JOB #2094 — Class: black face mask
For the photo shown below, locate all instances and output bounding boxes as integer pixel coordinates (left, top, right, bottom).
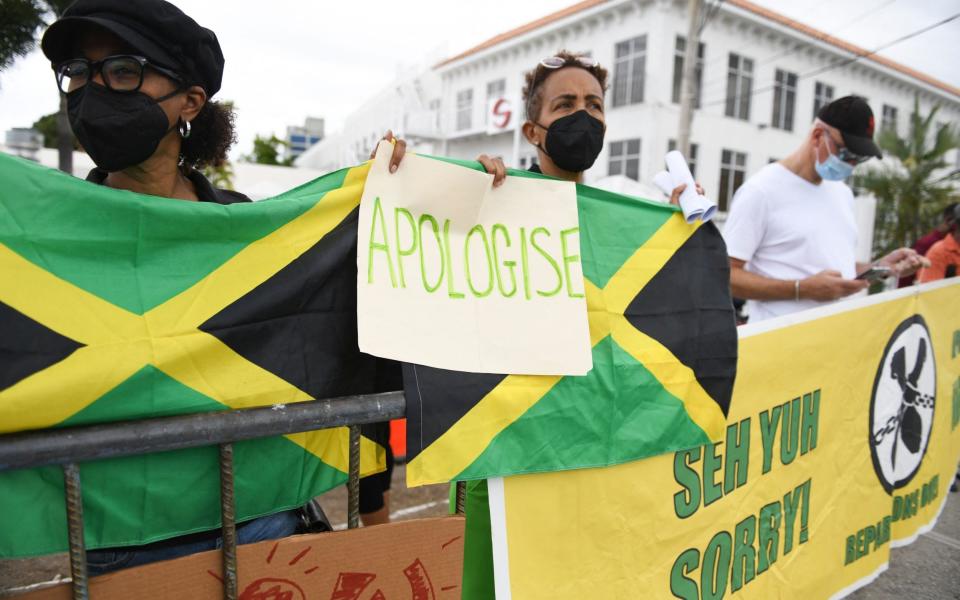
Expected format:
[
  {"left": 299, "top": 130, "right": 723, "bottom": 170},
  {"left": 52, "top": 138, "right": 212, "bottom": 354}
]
[
  {"left": 536, "top": 110, "right": 605, "bottom": 173},
  {"left": 67, "top": 82, "right": 180, "bottom": 172}
]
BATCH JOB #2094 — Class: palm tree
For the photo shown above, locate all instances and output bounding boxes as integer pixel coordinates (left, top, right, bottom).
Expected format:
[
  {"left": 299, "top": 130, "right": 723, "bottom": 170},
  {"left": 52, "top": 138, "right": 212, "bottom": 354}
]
[
  {"left": 0, "top": 1, "right": 45, "bottom": 75},
  {"left": 858, "top": 97, "right": 960, "bottom": 256}
]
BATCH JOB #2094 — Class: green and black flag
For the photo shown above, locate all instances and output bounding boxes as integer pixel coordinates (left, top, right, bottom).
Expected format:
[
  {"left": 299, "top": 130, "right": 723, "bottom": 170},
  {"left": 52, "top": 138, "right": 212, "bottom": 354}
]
[
  {"left": 404, "top": 176, "right": 737, "bottom": 486},
  {"left": 0, "top": 154, "right": 388, "bottom": 557}
]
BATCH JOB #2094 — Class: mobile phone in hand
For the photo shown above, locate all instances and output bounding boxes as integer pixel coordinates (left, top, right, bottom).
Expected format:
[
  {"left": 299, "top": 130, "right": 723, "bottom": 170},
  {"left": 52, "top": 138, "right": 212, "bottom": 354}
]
[{"left": 856, "top": 265, "right": 892, "bottom": 283}]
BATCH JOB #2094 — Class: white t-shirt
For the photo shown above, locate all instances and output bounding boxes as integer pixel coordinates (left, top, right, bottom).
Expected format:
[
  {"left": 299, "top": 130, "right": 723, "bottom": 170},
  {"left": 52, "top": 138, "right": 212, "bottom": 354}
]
[{"left": 722, "top": 163, "right": 858, "bottom": 322}]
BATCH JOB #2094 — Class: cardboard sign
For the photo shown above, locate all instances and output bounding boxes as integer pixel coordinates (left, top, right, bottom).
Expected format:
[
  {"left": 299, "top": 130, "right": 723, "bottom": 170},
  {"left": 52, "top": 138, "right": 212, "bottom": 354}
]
[
  {"left": 357, "top": 142, "right": 592, "bottom": 375},
  {"left": 20, "top": 517, "right": 464, "bottom": 600}
]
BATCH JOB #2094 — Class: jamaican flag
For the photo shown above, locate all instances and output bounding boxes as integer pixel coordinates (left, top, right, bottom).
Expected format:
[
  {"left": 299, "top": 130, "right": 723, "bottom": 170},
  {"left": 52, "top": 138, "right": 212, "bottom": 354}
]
[
  {"left": 0, "top": 153, "right": 388, "bottom": 557},
  {"left": 404, "top": 173, "right": 738, "bottom": 486}
]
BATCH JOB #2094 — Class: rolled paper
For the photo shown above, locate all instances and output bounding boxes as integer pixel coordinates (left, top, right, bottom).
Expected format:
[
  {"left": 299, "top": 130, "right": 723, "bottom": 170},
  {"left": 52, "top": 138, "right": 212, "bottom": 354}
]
[
  {"left": 652, "top": 171, "right": 675, "bottom": 197},
  {"left": 664, "top": 150, "right": 718, "bottom": 223}
]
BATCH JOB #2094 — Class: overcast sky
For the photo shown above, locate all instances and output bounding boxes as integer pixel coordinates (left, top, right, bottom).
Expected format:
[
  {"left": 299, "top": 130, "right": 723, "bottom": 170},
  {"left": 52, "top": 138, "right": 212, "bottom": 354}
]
[{"left": 0, "top": 0, "right": 957, "bottom": 161}]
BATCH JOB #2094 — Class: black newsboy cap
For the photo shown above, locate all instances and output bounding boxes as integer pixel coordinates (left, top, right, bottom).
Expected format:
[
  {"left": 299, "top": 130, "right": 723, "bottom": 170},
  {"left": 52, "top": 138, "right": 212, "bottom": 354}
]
[{"left": 41, "top": 0, "right": 225, "bottom": 96}]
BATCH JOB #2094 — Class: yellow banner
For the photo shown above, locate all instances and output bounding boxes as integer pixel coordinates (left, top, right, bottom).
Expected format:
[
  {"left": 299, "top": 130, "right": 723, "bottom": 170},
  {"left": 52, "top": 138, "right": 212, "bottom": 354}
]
[{"left": 490, "top": 280, "right": 960, "bottom": 599}]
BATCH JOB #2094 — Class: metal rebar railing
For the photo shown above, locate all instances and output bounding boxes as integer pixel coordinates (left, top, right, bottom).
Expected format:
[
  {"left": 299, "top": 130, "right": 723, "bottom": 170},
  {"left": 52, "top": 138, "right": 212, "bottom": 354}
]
[{"left": 0, "top": 391, "right": 405, "bottom": 600}]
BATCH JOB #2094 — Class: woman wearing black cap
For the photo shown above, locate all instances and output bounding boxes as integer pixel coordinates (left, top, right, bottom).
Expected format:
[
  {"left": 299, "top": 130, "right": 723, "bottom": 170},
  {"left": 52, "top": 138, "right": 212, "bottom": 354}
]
[
  {"left": 39, "top": 0, "right": 407, "bottom": 574},
  {"left": 41, "top": 0, "right": 406, "bottom": 201}
]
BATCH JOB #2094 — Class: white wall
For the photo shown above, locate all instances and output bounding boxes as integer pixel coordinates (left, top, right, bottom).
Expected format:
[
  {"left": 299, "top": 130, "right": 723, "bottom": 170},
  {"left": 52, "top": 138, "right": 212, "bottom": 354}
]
[
  {"left": 431, "top": 0, "right": 960, "bottom": 224},
  {"left": 292, "top": 0, "right": 960, "bottom": 256}
]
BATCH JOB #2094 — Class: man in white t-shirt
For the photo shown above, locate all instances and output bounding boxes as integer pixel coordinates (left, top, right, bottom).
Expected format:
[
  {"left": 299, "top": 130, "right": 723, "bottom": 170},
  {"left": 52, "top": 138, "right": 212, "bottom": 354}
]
[{"left": 723, "top": 96, "right": 926, "bottom": 322}]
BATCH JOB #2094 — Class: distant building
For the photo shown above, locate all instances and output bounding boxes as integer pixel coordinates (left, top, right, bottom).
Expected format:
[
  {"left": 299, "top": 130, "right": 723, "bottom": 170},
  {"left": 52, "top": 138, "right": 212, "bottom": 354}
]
[
  {"left": 297, "top": 0, "right": 960, "bottom": 217},
  {"left": 285, "top": 117, "right": 325, "bottom": 161},
  {"left": 295, "top": 66, "right": 443, "bottom": 173},
  {"left": 4, "top": 128, "right": 43, "bottom": 162}
]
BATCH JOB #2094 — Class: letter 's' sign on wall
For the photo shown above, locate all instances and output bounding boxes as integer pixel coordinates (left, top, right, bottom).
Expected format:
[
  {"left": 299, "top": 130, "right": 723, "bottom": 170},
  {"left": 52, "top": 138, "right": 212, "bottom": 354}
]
[{"left": 357, "top": 142, "right": 592, "bottom": 375}]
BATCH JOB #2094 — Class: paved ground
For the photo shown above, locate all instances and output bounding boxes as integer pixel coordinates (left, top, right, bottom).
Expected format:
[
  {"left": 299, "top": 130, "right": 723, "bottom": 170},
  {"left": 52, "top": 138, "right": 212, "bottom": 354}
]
[
  {"left": 847, "top": 488, "right": 960, "bottom": 600},
  {"left": 1, "top": 469, "right": 957, "bottom": 598}
]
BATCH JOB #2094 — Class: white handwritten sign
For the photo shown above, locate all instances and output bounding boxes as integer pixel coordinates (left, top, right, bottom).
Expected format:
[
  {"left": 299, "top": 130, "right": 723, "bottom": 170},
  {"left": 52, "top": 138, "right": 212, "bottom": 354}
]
[{"left": 357, "top": 142, "right": 592, "bottom": 375}]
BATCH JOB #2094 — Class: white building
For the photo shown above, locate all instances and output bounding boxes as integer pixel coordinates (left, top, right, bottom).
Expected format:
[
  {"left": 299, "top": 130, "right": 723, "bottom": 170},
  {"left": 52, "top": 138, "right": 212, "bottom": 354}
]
[
  {"left": 296, "top": 64, "right": 444, "bottom": 173},
  {"left": 285, "top": 116, "right": 326, "bottom": 162},
  {"left": 4, "top": 128, "right": 44, "bottom": 162},
  {"left": 298, "top": 0, "right": 960, "bottom": 224}
]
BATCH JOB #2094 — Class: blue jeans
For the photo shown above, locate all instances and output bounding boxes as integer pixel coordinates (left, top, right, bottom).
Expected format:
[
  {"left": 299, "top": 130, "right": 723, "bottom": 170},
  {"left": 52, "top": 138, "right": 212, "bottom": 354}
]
[{"left": 86, "top": 509, "right": 300, "bottom": 576}]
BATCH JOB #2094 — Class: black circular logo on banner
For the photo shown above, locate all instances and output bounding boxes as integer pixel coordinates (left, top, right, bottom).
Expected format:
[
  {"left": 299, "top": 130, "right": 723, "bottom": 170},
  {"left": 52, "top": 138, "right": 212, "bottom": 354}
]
[{"left": 869, "top": 315, "right": 936, "bottom": 494}]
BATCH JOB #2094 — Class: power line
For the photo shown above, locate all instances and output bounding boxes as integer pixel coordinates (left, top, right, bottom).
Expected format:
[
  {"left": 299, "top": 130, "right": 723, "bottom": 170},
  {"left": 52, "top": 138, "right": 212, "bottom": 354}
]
[
  {"left": 698, "top": 0, "right": 900, "bottom": 94},
  {"left": 698, "top": 11, "right": 960, "bottom": 110},
  {"left": 698, "top": 0, "right": 725, "bottom": 34},
  {"left": 801, "top": 11, "right": 958, "bottom": 81},
  {"left": 695, "top": 0, "right": 837, "bottom": 74}
]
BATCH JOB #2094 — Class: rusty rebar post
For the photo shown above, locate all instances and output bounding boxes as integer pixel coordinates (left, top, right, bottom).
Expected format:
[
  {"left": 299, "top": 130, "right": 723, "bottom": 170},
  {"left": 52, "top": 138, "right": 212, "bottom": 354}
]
[
  {"left": 347, "top": 425, "right": 361, "bottom": 529},
  {"left": 219, "top": 443, "right": 238, "bottom": 600},
  {"left": 62, "top": 463, "right": 88, "bottom": 600},
  {"left": 455, "top": 481, "right": 466, "bottom": 515}
]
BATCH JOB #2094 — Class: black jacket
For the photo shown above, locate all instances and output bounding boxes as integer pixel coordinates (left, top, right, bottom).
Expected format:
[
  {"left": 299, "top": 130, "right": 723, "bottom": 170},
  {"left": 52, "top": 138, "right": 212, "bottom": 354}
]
[{"left": 86, "top": 167, "right": 250, "bottom": 204}]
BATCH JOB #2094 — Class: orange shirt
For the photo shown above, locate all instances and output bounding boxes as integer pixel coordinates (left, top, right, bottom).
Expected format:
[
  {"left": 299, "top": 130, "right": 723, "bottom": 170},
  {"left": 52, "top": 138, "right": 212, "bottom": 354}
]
[{"left": 917, "top": 233, "right": 960, "bottom": 283}]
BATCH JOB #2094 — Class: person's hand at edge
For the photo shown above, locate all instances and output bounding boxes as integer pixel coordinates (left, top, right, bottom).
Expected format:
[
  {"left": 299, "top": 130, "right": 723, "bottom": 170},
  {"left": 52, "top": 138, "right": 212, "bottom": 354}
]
[
  {"left": 668, "top": 182, "right": 705, "bottom": 206},
  {"left": 369, "top": 130, "right": 407, "bottom": 174},
  {"left": 874, "top": 247, "right": 930, "bottom": 278},
  {"left": 477, "top": 154, "right": 507, "bottom": 187}
]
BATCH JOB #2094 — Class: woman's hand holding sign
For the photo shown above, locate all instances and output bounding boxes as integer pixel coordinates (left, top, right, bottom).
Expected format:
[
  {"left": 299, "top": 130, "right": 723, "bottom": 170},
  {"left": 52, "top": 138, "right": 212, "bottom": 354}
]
[{"left": 371, "top": 130, "right": 407, "bottom": 173}]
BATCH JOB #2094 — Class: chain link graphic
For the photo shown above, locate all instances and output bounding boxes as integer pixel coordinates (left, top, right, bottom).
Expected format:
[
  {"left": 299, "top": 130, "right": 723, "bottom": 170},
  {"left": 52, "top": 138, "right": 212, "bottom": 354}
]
[{"left": 872, "top": 386, "right": 935, "bottom": 446}]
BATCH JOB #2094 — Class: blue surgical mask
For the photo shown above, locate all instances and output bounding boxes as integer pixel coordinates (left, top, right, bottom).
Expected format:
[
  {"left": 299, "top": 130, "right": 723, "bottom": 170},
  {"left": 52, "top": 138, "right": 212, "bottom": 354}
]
[{"left": 815, "top": 145, "right": 854, "bottom": 181}]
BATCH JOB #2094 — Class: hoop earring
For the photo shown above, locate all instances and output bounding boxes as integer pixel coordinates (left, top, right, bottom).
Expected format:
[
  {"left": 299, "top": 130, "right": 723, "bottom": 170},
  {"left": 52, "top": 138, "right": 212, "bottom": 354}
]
[{"left": 178, "top": 119, "right": 192, "bottom": 139}]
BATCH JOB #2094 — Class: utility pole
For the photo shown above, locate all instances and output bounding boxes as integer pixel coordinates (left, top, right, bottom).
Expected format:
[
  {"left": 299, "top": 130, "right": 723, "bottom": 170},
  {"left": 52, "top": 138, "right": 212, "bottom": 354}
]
[
  {"left": 677, "top": 0, "right": 704, "bottom": 157},
  {"left": 56, "top": 95, "right": 73, "bottom": 175}
]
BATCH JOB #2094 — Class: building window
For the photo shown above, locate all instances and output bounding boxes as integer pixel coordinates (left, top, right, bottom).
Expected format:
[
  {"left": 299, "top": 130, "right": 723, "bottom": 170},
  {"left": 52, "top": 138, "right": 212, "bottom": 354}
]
[
  {"left": 609, "top": 139, "right": 642, "bottom": 180},
  {"left": 456, "top": 89, "right": 473, "bottom": 131},
  {"left": 724, "top": 53, "right": 753, "bottom": 121},
  {"left": 667, "top": 139, "right": 698, "bottom": 177},
  {"left": 881, "top": 104, "right": 898, "bottom": 134},
  {"left": 718, "top": 149, "right": 747, "bottom": 212},
  {"left": 671, "top": 35, "right": 704, "bottom": 106},
  {"left": 486, "top": 79, "right": 506, "bottom": 124},
  {"left": 429, "top": 98, "right": 441, "bottom": 130},
  {"left": 813, "top": 82, "right": 834, "bottom": 118},
  {"left": 612, "top": 36, "right": 647, "bottom": 107},
  {"left": 771, "top": 69, "right": 797, "bottom": 131}
]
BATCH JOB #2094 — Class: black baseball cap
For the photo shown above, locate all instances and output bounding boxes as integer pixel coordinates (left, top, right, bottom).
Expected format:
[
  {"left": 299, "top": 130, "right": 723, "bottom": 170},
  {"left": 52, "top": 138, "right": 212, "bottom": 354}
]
[
  {"left": 41, "top": 0, "right": 225, "bottom": 96},
  {"left": 817, "top": 96, "right": 882, "bottom": 159}
]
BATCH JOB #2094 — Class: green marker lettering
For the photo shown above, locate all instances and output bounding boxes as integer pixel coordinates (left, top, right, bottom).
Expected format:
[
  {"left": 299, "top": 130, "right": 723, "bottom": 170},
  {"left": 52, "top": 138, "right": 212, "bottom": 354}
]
[
  {"left": 367, "top": 197, "right": 396, "bottom": 287},
  {"left": 418, "top": 214, "right": 444, "bottom": 293},
  {"left": 531, "top": 227, "right": 562, "bottom": 297},
  {"left": 465, "top": 225, "right": 495, "bottom": 297},
  {"left": 520, "top": 227, "right": 532, "bottom": 300},
  {"left": 491, "top": 224, "right": 517, "bottom": 297},
  {"left": 394, "top": 207, "right": 417, "bottom": 288},
  {"left": 560, "top": 227, "right": 585, "bottom": 298},
  {"left": 442, "top": 219, "right": 465, "bottom": 299}
]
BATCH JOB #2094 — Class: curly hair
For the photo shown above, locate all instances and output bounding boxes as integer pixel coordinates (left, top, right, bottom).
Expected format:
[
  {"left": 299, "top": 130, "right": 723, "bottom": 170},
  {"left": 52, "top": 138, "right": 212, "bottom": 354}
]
[
  {"left": 522, "top": 50, "right": 609, "bottom": 122},
  {"left": 180, "top": 100, "right": 236, "bottom": 169}
]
